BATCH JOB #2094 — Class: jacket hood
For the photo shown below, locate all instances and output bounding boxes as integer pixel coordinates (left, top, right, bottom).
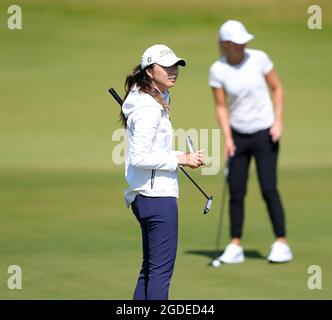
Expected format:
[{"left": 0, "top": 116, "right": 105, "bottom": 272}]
[{"left": 122, "top": 85, "right": 164, "bottom": 119}]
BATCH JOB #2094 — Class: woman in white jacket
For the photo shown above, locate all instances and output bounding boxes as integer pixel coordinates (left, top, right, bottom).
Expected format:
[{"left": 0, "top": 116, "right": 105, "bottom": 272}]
[{"left": 121, "top": 44, "right": 204, "bottom": 300}]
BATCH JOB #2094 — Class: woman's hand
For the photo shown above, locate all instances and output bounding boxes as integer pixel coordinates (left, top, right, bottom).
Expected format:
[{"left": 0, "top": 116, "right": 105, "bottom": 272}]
[
  {"left": 270, "top": 120, "right": 283, "bottom": 142},
  {"left": 224, "top": 138, "right": 236, "bottom": 160},
  {"left": 177, "top": 150, "right": 205, "bottom": 169}
]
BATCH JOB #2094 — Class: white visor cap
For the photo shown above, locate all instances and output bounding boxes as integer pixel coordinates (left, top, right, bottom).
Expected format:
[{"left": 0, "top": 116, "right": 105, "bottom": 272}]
[
  {"left": 219, "top": 20, "right": 254, "bottom": 45},
  {"left": 141, "top": 44, "right": 186, "bottom": 70}
]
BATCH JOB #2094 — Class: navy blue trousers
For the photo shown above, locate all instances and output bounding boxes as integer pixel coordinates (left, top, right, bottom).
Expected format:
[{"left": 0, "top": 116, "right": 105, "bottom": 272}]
[{"left": 131, "top": 194, "right": 178, "bottom": 300}]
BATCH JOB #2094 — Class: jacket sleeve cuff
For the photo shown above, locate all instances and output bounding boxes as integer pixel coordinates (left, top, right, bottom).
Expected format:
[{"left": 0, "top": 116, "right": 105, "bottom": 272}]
[{"left": 170, "top": 151, "right": 181, "bottom": 171}]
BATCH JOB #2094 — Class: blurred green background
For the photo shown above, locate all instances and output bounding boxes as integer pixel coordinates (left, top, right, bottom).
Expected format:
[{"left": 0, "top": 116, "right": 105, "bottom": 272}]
[{"left": 0, "top": 0, "right": 331, "bottom": 299}]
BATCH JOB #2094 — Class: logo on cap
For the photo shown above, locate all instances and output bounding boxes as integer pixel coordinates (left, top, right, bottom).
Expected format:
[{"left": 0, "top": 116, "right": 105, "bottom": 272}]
[{"left": 159, "top": 49, "right": 174, "bottom": 57}]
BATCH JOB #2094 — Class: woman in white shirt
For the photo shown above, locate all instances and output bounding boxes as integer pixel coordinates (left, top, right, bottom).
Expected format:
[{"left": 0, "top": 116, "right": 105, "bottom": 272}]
[
  {"left": 121, "top": 44, "right": 204, "bottom": 300},
  {"left": 209, "top": 20, "right": 293, "bottom": 264}
]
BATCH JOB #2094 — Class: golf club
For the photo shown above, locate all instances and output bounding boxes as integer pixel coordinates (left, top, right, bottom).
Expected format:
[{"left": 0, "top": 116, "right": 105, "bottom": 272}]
[
  {"left": 184, "top": 136, "right": 213, "bottom": 214},
  {"left": 211, "top": 156, "right": 233, "bottom": 267},
  {"left": 108, "top": 87, "right": 213, "bottom": 214}
]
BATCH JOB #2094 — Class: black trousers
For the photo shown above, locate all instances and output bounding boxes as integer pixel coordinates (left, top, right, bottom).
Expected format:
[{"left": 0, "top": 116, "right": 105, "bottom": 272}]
[{"left": 229, "top": 128, "right": 286, "bottom": 239}]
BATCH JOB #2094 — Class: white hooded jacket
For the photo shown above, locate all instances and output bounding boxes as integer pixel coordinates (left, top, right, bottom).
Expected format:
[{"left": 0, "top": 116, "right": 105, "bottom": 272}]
[{"left": 122, "top": 85, "right": 182, "bottom": 207}]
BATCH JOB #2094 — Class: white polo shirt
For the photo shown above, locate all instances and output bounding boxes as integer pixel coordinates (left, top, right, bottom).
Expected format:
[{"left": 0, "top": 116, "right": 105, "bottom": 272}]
[{"left": 209, "top": 48, "right": 275, "bottom": 134}]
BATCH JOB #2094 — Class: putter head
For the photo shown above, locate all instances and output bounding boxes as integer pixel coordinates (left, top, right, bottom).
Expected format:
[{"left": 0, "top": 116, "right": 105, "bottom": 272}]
[{"left": 204, "top": 196, "right": 213, "bottom": 214}]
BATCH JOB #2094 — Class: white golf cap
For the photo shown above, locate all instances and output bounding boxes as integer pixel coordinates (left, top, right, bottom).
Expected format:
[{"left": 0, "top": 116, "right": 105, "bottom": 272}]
[
  {"left": 141, "top": 44, "right": 186, "bottom": 70},
  {"left": 219, "top": 20, "right": 254, "bottom": 44}
]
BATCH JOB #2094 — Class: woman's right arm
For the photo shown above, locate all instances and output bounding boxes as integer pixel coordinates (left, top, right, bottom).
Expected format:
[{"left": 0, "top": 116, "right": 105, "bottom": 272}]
[
  {"left": 129, "top": 106, "right": 204, "bottom": 170},
  {"left": 129, "top": 107, "right": 178, "bottom": 171},
  {"left": 211, "top": 87, "right": 236, "bottom": 159}
]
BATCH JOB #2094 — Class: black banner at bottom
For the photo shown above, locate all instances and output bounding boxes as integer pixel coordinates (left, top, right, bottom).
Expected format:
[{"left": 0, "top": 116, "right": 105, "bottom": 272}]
[{"left": 0, "top": 300, "right": 329, "bottom": 319}]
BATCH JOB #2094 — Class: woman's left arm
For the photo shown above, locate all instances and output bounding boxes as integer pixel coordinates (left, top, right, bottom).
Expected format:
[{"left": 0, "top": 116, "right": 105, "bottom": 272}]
[{"left": 265, "top": 69, "right": 284, "bottom": 142}]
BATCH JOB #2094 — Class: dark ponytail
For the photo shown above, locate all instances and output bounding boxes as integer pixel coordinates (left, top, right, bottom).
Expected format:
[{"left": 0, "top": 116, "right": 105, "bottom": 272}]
[{"left": 120, "top": 64, "right": 168, "bottom": 128}]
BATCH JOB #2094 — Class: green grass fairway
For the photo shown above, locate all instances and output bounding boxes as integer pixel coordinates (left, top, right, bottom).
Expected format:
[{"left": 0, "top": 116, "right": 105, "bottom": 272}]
[{"left": 0, "top": 0, "right": 331, "bottom": 299}]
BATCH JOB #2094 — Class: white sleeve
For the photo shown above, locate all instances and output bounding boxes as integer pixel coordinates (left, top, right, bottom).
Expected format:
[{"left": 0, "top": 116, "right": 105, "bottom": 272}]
[
  {"left": 129, "top": 106, "right": 178, "bottom": 171},
  {"left": 208, "top": 64, "right": 223, "bottom": 88},
  {"left": 260, "top": 51, "right": 274, "bottom": 75}
]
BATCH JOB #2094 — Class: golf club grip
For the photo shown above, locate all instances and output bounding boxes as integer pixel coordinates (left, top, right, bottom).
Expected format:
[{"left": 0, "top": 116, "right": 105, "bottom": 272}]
[
  {"left": 224, "top": 155, "right": 233, "bottom": 180},
  {"left": 108, "top": 87, "right": 123, "bottom": 106},
  {"left": 186, "top": 136, "right": 196, "bottom": 153}
]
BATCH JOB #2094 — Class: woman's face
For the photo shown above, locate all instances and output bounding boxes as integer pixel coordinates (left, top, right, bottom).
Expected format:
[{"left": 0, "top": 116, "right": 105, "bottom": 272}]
[
  {"left": 146, "top": 64, "right": 179, "bottom": 92},
  {"left": 220, "top": 41, "right": 245, "bottom": 59}
]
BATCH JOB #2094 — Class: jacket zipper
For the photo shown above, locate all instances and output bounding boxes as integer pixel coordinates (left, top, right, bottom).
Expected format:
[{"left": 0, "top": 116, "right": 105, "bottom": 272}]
[{"left": 151, "top": 169, "right": 155, "bottom": 189}]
